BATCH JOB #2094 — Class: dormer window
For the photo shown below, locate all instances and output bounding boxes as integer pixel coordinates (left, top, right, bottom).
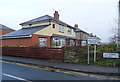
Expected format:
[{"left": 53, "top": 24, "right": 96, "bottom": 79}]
[{"left": 59, "top": 25, "right": 64, "bottom": 33}]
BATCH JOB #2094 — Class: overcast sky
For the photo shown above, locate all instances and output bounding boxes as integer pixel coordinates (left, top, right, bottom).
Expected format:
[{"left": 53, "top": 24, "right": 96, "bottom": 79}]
[{"left": 0, "top": 0, "right": 118, "bottom": 42}]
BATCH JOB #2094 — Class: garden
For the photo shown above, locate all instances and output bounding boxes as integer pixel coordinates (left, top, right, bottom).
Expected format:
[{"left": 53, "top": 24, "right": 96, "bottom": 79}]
[{"left": 64, "top": 43, "right": 120, "bottom": 67}]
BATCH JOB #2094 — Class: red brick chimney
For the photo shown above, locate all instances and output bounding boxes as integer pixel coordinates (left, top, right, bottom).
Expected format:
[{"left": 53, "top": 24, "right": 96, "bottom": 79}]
[
  {"left": 74, "top": 24, "right": 78, "bottom": 28},
  {"left": 54, "top": 11, "right": 59, "bottom": 20}
]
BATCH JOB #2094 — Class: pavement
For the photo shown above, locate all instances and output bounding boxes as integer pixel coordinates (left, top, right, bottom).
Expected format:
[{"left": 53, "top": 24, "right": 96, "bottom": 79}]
[{"left": 0, "top": 55, "right": 120, "bottom": 77}]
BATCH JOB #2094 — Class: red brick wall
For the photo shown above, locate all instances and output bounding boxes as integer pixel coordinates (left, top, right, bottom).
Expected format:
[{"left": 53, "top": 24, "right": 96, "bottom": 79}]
[
  {"left": 31, "top": 34, "right": 51, "bottom": 47},
  {"left": 0, "top": 34, "right": 51, "bottom": 47},
  {"left": 1, "top": 38, "right": 32, "bottom": 46},
  {"left": 0, "top": 29, "right": 14, "bottom": 36}
]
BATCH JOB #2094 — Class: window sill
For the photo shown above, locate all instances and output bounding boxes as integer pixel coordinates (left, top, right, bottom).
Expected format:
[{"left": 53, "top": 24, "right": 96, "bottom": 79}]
[{"left": 59, "top": 31, "right": 64, "bottom": 33}]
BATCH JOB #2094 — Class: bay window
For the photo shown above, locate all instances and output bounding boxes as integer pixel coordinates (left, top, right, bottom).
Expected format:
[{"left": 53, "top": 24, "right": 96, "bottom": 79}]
[{"left": 52, "top": 37, "right": 66, "bottom": 47}]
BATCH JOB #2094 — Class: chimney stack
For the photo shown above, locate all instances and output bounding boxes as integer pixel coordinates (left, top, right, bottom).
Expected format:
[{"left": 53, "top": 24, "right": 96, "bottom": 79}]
[
  {"left": 74, "top": 24, "right": 78, "bottom": 28},
  {"left": 54, "top": 11, "right": 59, "bottom": 20}
]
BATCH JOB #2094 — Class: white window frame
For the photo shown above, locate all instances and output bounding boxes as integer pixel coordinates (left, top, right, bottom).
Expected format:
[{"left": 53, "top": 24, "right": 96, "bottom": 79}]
[
  {"left": 52, "top": 37, "right": 66, "bottom": 48},
  {"left": 67, "top": 28, "right": 72, "bottom": 35},
  {"left": 59, "top": 25, "right": 64, "bottom": 33},
  {"left": 39, "top": 37, "right": 47, "bottom": 47},
  {"left": 68, "top": 39, "right": 75, "bottom": 46}
]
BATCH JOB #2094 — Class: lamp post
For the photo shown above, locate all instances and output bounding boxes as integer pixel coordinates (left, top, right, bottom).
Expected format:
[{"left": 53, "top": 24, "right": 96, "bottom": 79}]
[{"left": 118, "top": 0, "right": 120, "bottom": 51}]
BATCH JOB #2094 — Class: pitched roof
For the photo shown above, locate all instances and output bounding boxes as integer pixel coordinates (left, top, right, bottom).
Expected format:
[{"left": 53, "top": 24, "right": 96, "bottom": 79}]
[
  {"left": 0, "top": 24, "right": 14, "bottom": 31},
  {"left": 20, "top": 15, "right": 75, "bottom": 29},
  {"left": 75, "top": 27, "right": 90, "bottom": 35},
  {"left": 1, "top": 25, "right": 49, "bottom": 39},
  {"left": 75, "top": 27, "right": 81, "bottom": 32}
]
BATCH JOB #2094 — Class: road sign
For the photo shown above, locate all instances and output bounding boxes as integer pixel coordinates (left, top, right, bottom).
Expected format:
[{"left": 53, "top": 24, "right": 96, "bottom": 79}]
[
  {"left": 103, "top": 53, "right": 119, "bottom": 58},
  {"left": 87, "top": 37, "right": 97, "bottom": 64},
  {"left": 88, "top": 37, "right": 97, "bottom": 45}
]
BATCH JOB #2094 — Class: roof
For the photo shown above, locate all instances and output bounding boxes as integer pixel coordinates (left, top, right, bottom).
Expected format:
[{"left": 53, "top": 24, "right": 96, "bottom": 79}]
[
  {"left": 0, "top": 24, "right": 14, "bottom": 31},
  {"left": 75, "top": 27, "right": 81, "bottom": 32},
  {"left": 0, "top": 25, "right": 49, "bottom": 39},
  {"left": 75, "top": 27, "right": 90, "bottom": 35},
  {"left": 52, "top": 34, "right": 77, "bottom": 40},
  {"left": 20, "top": 15, "right": 75, "bottom": 29}
]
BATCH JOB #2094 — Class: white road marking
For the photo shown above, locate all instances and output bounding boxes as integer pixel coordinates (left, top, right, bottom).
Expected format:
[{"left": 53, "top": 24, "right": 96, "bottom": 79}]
[{"left": 3, "top": 73, "right": 32, "bottom": 82}]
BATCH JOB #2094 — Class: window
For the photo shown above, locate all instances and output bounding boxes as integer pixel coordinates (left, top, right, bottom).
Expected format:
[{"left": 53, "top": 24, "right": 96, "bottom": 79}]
[
  {"left": 53, "top": 24, "right": 55, "bottom": 29},
  {"left": 68, "top": 40, "right": 75, "bottom": 46},
  {"left": 67, "top": 28, "right": 72, "bottom": 34},
  {"left": 81, "top": 41, "right": 87, "bottom": 46},
  {"left": 52, "top": 37, "right": 66, "bottom": 48},
  {"left": 39, "top": 37, "right": 47, "bottom": 47},
  {"left": 62, "top": 39, "right": 66, "bottom": 46},
  {"left": 59, "top": 25, "right": 64, "bottom": 33}
]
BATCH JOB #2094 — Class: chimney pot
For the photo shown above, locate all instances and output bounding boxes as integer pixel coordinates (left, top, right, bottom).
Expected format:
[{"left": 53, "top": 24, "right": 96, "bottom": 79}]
[
  {"left": 74, "top": 24, "right": 78, "bottom": 28},
  {"left": 54, "top": 11, "right": 59, "bottom": 20}
]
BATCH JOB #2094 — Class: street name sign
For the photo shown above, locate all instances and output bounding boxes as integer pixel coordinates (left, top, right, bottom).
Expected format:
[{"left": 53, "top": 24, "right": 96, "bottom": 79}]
[{"left": 103, "top": 53, "right": 119, "bottom": 58}]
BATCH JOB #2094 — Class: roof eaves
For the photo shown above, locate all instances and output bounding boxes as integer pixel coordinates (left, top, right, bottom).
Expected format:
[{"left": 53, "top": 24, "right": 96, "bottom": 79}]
[
  {"left": 0, "top": 24, "right": 15, "bottom": 31},
  {"left": 0, "top": 35, "right": 32, "bottom": 39},
  {"left": 20, "top": 15, "right": 51, "bottom": 25},
  {"left": 1, "top": 25, "right": 49, "bottom": 39}
]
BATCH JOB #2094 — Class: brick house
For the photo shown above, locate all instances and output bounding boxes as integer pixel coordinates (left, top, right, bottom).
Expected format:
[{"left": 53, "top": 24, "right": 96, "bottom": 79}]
[
  {"left": 0, "top": 24, "right": 15, "bottom": 36},
  {"left": 74, "top": 24, "right": 90, "bottom": 46},
  {"left": 0, "top": 11, "right": 77, "bottom": 47},
  {"left": 74, "top": 25, "right": 101, "bottom": 46}
]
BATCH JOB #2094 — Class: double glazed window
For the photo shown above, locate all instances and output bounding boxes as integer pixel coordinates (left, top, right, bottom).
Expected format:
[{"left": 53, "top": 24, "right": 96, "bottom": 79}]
[
  {"left": 68, "top": 40, "right": 75, "bottom": 46},
  {"left": 59, "top": 25, "right": 64, "bottom": 33},
  {"left": 52, "top": 37, "right": 66, "bottom": 47},
  {"left": 67, "top": 28, "right": 72, "bottom": 35},
  {"left": 39, "top": 37, "right": 47, "bottom": 47}
]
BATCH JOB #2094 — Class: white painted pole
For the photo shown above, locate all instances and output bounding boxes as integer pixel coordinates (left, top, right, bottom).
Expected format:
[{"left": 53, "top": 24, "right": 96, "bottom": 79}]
[
  {"left": 88, "top": 44, "right": 90, "bottom": 64},
  {"left": 94, "top": 45, "right": 97, "bottom": 63}
]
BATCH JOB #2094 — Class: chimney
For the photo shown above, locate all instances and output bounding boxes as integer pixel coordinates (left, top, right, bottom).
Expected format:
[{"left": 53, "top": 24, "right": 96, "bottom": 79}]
[
  {"left": 74, "top": 24, "right": 78, "bottom": 28},
  {"left": 54, "top": 11, "right": 59, "bottom": 20}
]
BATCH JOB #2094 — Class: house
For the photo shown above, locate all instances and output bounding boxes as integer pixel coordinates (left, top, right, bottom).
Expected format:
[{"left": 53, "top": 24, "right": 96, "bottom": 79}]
[
  {"left": 95, "top": 36, "right": 101, "bottom": 45},
  {"left": 74, "top": 24, "right": 90, "bottom": 46},
  {"left": 74, "top": 24, "right": 101, "bottom": 46},
  {"left": 0, "top": 24, "right": 15, "bottom": 36},
  {"left": 1, "top": 11, "right": 77, "bottom": 47}
]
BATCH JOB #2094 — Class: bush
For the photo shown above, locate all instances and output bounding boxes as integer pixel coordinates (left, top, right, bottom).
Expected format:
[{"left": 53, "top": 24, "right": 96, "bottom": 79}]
[
  {"left": 97, "top": 43, "right": 117, "bottom": 53},
  {"left": 64, "top": 44, "right": 119, "bottom": 67}
]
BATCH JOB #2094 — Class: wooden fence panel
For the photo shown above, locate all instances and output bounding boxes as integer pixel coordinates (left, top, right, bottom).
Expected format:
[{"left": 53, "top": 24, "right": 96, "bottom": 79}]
[{"left": 1, "top": 47, "right": 64, "bottom": 61}]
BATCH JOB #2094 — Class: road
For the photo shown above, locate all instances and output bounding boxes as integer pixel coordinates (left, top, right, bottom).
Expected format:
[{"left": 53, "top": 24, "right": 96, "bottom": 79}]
[{"left": 1, "top": 61, "right": 110, "bottom": 81}]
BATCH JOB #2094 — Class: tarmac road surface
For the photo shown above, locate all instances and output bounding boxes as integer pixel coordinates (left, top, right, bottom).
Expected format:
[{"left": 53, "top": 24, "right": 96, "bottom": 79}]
[{"left": 1, "top": 61, "right": 111, "bottom": 81}]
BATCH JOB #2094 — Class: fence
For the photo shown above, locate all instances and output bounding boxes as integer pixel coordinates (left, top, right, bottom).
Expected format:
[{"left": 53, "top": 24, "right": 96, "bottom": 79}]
[
  {"left": 64, "top": 45, "right": 120, "bottom": 67},
  {"left": 1, "top": 44, "right": 119, "bottom": 67},
  {"left": 1, "top": 47, "right": 64, "bottom": 61}
]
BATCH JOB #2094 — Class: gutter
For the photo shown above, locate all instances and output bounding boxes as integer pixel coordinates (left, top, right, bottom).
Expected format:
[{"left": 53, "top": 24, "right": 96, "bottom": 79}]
[{"left": 0, "top": 35, "right": 32, "bottom": 40}]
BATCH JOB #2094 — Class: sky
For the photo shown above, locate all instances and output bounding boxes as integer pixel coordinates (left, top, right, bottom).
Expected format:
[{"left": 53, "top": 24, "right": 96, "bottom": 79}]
[{"left": 0, "top": 0, "right": 119, "bottom": 42}]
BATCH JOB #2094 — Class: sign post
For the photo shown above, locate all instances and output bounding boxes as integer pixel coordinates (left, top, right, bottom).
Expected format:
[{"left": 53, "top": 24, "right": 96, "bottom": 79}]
[
  {"left": 88, "top": 37, "right": 97, "bottom": 64},
  {"left": 94, "top": 44, "right": 96, "bottom": 63},
  {"left": 88, "top": 44, "right": 90, "bottom": 64}
]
